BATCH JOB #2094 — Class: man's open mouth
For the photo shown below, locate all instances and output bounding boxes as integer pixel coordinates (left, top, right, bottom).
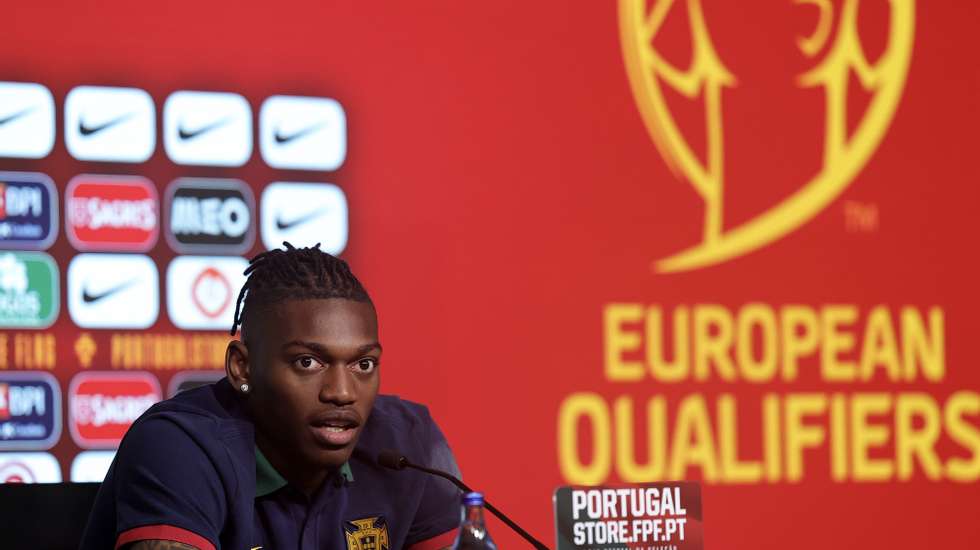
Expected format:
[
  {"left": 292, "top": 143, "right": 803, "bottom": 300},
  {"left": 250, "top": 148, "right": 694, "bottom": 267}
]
[{"left": 309, "top": 412, "right": 361, "bottom": 447}]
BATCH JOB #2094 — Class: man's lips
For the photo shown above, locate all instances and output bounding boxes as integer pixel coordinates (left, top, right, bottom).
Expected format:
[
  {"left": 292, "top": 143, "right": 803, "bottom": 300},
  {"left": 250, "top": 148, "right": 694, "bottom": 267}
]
[{"left": 309, "top": 410, "right": 361, "bottom": 448}]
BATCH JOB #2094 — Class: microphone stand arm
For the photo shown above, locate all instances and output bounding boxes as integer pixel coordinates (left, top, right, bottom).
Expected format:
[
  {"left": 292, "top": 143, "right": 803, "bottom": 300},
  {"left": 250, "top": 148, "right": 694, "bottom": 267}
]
[{"left": 405, "top": 461, "right": 551, "bottom": 550}]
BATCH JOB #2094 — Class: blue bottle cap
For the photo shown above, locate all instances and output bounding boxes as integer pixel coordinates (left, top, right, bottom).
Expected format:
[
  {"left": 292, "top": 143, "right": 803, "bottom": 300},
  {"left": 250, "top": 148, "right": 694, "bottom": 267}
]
[{"left": 463, "top": 492, "right": 484, "bottom": 506}]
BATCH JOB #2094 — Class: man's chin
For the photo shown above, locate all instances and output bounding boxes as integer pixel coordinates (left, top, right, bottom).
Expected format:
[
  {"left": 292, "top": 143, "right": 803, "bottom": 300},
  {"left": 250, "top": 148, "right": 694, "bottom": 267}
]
[
  {"left": 307, "top": 429, "right": 360, "bottom": 467},
  {"left": 310, "top": 446, "right": 356, "bottom": 470}
]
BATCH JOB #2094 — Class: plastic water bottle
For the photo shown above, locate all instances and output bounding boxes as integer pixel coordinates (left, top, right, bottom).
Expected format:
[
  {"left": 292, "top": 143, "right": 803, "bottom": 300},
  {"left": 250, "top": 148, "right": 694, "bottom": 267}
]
[{"left": 451, "top": 492, "right": 498, "bottom": 550}]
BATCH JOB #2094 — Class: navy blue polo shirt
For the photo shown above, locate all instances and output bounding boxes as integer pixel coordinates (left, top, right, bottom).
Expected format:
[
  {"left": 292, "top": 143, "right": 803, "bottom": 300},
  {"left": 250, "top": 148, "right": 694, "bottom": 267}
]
[{"left": 80, "top": 379, "right": 462, "bottom": 550}]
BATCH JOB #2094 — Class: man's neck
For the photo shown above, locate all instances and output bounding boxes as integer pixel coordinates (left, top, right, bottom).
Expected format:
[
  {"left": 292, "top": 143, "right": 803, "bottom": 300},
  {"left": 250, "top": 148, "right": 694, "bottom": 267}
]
[{"left": 255, "top": 434, "right": 330, "bottom": 497}]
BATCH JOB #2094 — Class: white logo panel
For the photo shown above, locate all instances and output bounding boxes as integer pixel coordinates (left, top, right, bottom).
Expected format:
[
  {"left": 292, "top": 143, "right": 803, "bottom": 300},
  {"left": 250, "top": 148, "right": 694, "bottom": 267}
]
[
  {"left": 0, "top": 452, "right": 61, "bottom": 483},
  {"left": 167, "top": 256, "right": 247, "bottom": 330},
  {"left": 163, "top": 91, "right": 252, "bottom": 166},
  {"left": 259, "top": 95, "right": 346, "bottom": 170},
  {"left": 0, "top": 82, "right": 55, "bottom": 159},
  {"left": 65, "top": 86, "right": 156, "bottom": 163},
  {"left": 68, "top": 254, "right": 159, "bottom": 329},
  {"left": 70, "top": 450, "right": 116, "bottom": 482},
  {"left": 260, "top": 182, "right": 347, "bottom": 254}
]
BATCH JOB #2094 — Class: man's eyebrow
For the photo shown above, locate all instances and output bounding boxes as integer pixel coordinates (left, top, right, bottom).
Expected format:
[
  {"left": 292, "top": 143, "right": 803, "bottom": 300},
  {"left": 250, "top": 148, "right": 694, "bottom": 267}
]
[
  {"left": 282, "top": 340, "right": 382, "bottom": 355},
  {"left": 358, "top": 342, "right": 383, "bottom": 353}
]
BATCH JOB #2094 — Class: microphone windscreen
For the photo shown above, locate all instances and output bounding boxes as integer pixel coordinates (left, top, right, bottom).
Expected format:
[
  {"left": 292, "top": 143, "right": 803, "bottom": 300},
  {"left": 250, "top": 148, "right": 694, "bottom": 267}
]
[{"left": 378, "top": 449, "right": 407, "bottom": 470}]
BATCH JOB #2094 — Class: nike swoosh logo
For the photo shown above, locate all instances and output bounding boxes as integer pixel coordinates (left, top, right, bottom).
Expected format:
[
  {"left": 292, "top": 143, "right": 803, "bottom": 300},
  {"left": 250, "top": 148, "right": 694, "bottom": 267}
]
[
  {"left": 81, "top": 279, "right": 137, "bottom": 303},
  {"left": 275, "top": 208, "right": 326, "bottom": 231},
  {"left": 274, "top": 122, "right": 325, "bottom": 144},
  {"left": 79, "top": 113, "right": 134, "bottom": 136},
  {"left": 178, "top": 117, "right": 230, "bottom": 140},
  {"left": 0, "top": 107, "right": 34, "bottom": 127}
]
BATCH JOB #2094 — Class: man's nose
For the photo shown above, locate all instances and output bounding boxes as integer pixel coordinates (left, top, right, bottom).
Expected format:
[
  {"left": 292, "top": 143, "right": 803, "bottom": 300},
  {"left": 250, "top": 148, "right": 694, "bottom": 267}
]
[{"left": 319, "top": 363, "right": 355, "bottom": 404}]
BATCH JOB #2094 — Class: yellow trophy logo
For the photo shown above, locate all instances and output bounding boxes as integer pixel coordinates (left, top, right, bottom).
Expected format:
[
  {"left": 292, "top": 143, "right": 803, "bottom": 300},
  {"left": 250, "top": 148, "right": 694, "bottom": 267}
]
[{"left": 619, "top": 0, "right": 915, "bottom": 272}]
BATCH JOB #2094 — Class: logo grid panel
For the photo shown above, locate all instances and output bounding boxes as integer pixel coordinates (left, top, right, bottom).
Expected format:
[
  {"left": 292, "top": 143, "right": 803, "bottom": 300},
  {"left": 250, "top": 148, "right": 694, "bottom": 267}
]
[{"left": 0, "top": 85, "right": 351, "bottom": 473}]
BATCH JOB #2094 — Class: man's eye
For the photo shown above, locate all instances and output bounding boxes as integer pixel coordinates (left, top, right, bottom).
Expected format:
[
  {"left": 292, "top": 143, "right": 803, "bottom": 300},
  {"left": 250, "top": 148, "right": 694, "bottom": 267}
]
[
  {"left": 354, "top": 358, "right": 378, "bottom": 373},
  {"left": 294, "top": 356, "right": 324, "bottom": 370}
]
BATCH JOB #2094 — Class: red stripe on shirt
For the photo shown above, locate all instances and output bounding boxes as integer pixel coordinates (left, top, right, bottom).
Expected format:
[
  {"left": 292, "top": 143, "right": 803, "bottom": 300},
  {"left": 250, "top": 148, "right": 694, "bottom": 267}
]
[
  {"left": 115, "top": 524, "right": 216, "bottom": 550},
  {"left": 407, "top": 528, "right": 457, "bottom": 550}
]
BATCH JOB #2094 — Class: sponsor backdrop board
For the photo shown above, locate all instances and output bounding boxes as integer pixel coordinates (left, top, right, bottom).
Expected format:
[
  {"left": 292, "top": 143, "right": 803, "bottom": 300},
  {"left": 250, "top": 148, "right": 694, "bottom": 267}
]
[{"left": 1, "top": 2, "right": 978, "bottom": 549}]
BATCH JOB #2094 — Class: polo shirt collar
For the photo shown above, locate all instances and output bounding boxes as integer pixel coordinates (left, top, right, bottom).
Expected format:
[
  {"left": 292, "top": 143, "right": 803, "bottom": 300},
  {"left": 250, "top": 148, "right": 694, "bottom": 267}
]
[{"left": 254, "top": 447, "right": 354, "bottom": 498}]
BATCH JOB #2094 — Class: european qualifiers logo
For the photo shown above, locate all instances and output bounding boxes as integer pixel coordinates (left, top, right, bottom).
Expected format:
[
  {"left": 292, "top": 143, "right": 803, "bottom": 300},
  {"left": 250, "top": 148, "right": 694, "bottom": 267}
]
[
  {"left": 0, "top": 251, "right": 59, "bottom": 329},
  {"left": 163, "top": 90, "right": 253, "bottom": 166},
  {"left": 0, "top": 81, "right": 55, "bottom": 159},
  {"left": 619, "top": 0, "right": 915, "bottom": 272},
  {"left": 0, "top": 171, "right": 58, "bottom": 250},
  {"left": 261, "top": 182, "right": 348, "bottom": 254},
  {"left": 0, "top": 372, "right": 61, "bottom": 451},
  {"left": 260, "top": 95, "right": 347, "bottom": 171},
  {"left": 64, "top": 85, "right": 156, "bottom": 163},
  {"left": 165, "top": 178, "right": 255, "bottom": 254},
  {"left": 65, "top": 175, "right": 159, "bottom": 252},
  {"left": 166, "top": 255, "right": 247, "bottom": 330},
  {"left": 0, "top": 452, "right": 61, "bottom": 483},
  {"left": 68, "top": 371, "right": 161, "bottom": 449},
  {"left": 67, "top": 253, "right": 159, "bottom": 329}
]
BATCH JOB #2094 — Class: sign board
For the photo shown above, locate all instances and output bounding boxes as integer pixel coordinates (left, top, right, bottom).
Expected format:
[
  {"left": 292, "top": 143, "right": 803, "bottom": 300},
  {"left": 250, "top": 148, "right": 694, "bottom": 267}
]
[{"left": 555, "top": 483, "right": 702, "bottom": 550}]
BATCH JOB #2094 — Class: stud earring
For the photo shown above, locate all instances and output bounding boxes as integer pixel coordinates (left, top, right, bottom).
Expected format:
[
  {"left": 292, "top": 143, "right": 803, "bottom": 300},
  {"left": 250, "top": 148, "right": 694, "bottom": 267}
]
[{"left": 240, "top": 383, "right": 250, "bottom": 393}]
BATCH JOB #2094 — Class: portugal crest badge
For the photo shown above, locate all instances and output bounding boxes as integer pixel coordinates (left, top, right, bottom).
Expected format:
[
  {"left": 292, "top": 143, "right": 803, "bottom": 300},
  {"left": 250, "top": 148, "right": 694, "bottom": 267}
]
[{"left": 344, "top": 516, "right": 390, "bottom": 550}]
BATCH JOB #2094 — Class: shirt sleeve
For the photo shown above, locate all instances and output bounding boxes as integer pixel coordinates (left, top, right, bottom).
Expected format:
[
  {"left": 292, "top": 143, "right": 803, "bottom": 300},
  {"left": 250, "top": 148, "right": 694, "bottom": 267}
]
[
  {"left": 110, "top": 416, "right": 227, "bottom": 550},
  {"left": 405, "top": 408, "right": 462, "bottom": 549}
]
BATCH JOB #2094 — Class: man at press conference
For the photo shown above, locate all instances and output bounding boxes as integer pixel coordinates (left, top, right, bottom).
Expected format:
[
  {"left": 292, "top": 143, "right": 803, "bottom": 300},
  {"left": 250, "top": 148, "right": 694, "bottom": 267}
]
[{"left": 80, "top": 243, "right": 462, "bottom": 550}]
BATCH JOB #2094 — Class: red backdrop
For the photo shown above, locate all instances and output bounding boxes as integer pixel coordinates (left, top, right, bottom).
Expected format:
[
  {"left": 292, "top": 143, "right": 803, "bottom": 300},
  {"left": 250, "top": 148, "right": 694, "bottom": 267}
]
[{"left": 1, "top": 1, "right": 978, "bottom": 548}]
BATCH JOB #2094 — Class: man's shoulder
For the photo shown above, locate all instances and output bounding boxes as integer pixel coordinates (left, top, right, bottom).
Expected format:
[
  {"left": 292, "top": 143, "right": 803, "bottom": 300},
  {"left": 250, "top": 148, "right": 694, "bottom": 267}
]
[
  {"left": 83, "top": 380, "right": 251, "bottom": 550},
  {"left": 123, "top": 378, "right": 252, "bottom": 452},
  {"left": 371, "top": 394, "right": 436, "bottom": 426},
  {"left": 358, "top": 394, "right": 449, "bottom": 458},
  {"left": 146, "top": 377, "right": 242, "bottom": 416}
]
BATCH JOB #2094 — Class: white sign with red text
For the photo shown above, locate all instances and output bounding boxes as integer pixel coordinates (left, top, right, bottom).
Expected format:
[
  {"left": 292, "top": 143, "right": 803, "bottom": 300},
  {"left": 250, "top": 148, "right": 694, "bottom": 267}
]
[
  {"left": 70, "top": 450, "right": 116, "bottom": 482},
  {"left": 166, "top": 256, "right": 247, "bottom": 330},
  {"left": 0, "top": 452, "right": 61, "bottom": 483}
]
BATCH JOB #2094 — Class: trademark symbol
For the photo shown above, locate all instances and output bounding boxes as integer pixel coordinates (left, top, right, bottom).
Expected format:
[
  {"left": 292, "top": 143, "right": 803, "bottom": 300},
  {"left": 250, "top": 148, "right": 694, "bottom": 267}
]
[{"left": 843, "top": 200, "right": 879, "bottom": 232}]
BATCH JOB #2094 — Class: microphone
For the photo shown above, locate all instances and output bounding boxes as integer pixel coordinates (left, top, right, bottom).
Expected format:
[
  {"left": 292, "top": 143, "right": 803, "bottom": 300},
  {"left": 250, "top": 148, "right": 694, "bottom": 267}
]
[
  {"left": 371, "top": 449, "right": 550, "bottom": 550},
  {"left": 377, "top": 449, "right": 409, "bottom": 471}
]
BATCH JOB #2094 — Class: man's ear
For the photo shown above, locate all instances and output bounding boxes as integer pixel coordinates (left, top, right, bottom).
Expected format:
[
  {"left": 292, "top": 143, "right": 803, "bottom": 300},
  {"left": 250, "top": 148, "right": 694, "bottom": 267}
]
[{"left": 226, "top": 340, "right": 250, "bottom": 394}]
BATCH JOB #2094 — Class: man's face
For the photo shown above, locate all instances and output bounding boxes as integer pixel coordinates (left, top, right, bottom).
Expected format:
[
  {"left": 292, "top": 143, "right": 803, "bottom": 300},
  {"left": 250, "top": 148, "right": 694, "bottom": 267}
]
[{"left": 242, "top": 298, "right": 381, "bottom": 471}]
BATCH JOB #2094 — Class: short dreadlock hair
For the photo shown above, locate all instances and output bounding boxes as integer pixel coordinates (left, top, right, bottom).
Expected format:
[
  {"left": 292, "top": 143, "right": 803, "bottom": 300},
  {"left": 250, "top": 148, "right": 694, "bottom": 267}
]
[{"left": 230, "top": 242, "right": 372, "bottom": 336}]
